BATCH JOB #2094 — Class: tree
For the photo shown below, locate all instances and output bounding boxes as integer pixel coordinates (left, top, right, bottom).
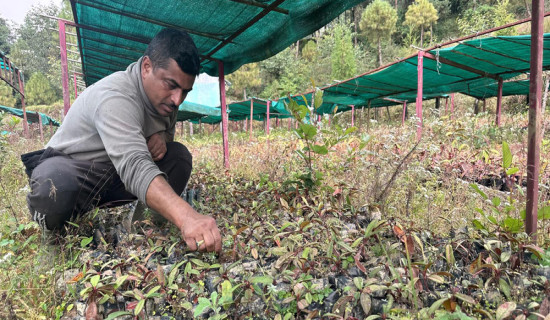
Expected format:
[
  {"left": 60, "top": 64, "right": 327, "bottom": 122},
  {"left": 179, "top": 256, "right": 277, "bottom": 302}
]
[
  {"left": 0, "top": 82, "right": 16, "bottom": 106},
  {"left": 360, "top": 0, "right": 398, "bottom": 67},
  {"left": 456, "top": 0, "right": 516, "bottom": 37},
  {"left": 226, "top": 63, "right": 262, "bottom": 100},
  {"left": 331, "top": 24, "right": 357, "bottom": 80},
  {"left": 0, "top": 16, "right": 13, "bottom": 54},
  {"left": 405, "top": 0, "right": 439, "bottom": 47},
  {"left": 25, "top": 72, "right": 57, "bottom": 105}
]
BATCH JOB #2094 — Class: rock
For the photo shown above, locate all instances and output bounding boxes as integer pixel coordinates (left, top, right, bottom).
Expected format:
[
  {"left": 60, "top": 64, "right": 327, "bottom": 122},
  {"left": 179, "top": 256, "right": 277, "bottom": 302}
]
[
  {"left": 55, "top": 269, "right": 80, "bottom": 295},
  {"left": 323, "top": 291, "right": 341, "bottom": 313},
  {"left": 75, "top": 302, "right": 86, "bottom": 317},
  {"left": 370, "top": 298, "right": 387, "bottom": 315},
  {"left": 242, "top": 261, "right": 258, "bottom": 271},
  {"left": 204, "top": 276, "right": 218, "bottom": 294},
  {"left": 348, "top": 266, "right": 366, "bottom": 278},
  {"left": 311, "top": 278, "right": 328, "bottom": 291},
  {"left": 371, "top": 288, "right": 388, "bottom": 299}
]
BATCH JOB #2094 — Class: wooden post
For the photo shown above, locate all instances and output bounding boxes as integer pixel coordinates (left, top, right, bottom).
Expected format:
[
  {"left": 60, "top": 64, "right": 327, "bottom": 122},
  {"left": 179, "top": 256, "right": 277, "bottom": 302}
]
[
  {"left": 38, "top": 114, "right": 44, "bottom": 141},
  {"left": 525, "top": 0, "right": 544, "bottom": 236},
  {"left": 249, "top": 98, "right": 253, "bottom": 140},
  {"left": 351, "top": 105, "right": 355, "bottom": 127},
  {"left": 218, "top": 62, "right": 230, "bottom": 168},
  {"left": 17, "top": 69, "right": 29, "bottom": 137},
  {"left": 483, "top": 99, "right": 487, "bottom": 113},
  {"left": 496, "top": 78, "right": 503, "bottom": 126},
  {"left": 386, "top": 106, "right": 391, "bottom": 122},
  {"left": 402, "top": 102, "right": 407, "bottom": 126},
  {"left": 58, "top": 20, "right": 71, "bottom": 115}
]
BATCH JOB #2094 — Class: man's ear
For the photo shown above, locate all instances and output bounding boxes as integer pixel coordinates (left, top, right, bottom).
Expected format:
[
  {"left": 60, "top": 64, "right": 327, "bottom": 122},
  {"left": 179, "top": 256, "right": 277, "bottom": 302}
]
[{"left": 141, "top": 56, "right": 152, "bottom": 78}]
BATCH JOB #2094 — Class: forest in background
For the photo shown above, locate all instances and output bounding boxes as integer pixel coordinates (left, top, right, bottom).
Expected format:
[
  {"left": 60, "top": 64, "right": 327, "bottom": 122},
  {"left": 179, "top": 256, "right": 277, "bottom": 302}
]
[{"left": 1, "top": 0, "right": 550, "bottom": 109}]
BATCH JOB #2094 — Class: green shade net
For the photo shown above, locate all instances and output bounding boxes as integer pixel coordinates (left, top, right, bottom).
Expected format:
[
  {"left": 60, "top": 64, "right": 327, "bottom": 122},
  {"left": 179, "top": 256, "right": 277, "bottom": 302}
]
[
  {"left": 0, "top": 105, "right": 61, "bottom": 126},
  {"left": 177, "top": 101, "right": 221, "bottom": 122},
  {"left": 320, "top": 34, "right": 549, "bottom": 110},
  {"left": 70, "top": 0, "right": 365, "bottom": 85}
]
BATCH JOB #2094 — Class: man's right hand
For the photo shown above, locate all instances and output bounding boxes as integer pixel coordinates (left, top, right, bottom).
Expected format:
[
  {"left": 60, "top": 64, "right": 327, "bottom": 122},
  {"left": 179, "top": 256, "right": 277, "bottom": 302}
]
[
  {"left": 146, "top": 176, "right": 222, "bottom": 253},
  {"left": 180, "top": 211, "right": 222, "bottom": 253}
]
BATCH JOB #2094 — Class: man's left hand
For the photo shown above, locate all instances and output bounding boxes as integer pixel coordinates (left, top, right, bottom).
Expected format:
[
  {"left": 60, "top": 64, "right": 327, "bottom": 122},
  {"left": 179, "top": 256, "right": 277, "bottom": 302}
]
[{"left": 147, "top": 132, "right": 167, "bottom": 161}]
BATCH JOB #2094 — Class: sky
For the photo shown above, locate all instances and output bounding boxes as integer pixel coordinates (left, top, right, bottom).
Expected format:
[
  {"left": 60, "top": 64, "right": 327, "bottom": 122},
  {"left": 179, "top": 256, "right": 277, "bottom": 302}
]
[{"left": 0, "top": 0, "right": 62, "bottom": 25}]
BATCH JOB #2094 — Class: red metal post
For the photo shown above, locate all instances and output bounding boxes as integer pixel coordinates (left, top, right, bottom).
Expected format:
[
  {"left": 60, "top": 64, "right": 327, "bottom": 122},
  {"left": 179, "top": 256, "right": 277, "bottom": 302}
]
[
  {"left": 416, "top": 51, "right": 424, "bottom": 140},
  {"left": 249, "top": 98, "right": 253, "bottom": 140},
  {"left": 496, "top": 78, "right": 503, "bottom": 126},
  {"left": 266, "top": 100, "right": 270, "bottom": 135},
  {"left": 73, "top": 73, "right": 78, "bottom": 98},
  {"left": 351, "top": 105, "right": 355, "bottom": 127},
  {"left": 58, "top": 20, "right": 71, "bottom": 115},
  {"left": 218, "top": 62, "right": 230, "bottom": 168},
  {"left": 526, "top": 0, "right": 544, "bottom": 236},
  {"left": 402, "top": 102, "right": 407, "bottom": 126},
  {"left": 17, "top": 69, "right": 29, "bottom": 137},
  {"left": 6, "top": 57, "right": 12, "bottom": 84}
]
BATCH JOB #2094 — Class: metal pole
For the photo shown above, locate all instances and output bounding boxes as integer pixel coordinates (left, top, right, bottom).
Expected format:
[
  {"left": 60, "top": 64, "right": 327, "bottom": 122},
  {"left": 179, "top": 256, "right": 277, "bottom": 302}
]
[
  {"left": 496, "top": 78, "right": 503, "bottom": 126},
  {"left": 58, "top": 20, "right": 71, "bottom": 115},
  {"left": 249, "top": 98, "right": 253, "bottom": 140},
  {"left": 218, "top": 62, "right": 230, "bottom": 168},
  {"left": 416, "top": 51, "right": 424, "bottom": 140},
  {"left": 526, "top": 0, "right": 543, "bottom": 236},
  {"left": 266, "top": 100, "right": 270, "bottom": 135},
  {"left": 17, "top": 69, "right": 29, "bottom": 137},
  {"left": 351, "top": 105, "right": 355, "bottom": 127}
]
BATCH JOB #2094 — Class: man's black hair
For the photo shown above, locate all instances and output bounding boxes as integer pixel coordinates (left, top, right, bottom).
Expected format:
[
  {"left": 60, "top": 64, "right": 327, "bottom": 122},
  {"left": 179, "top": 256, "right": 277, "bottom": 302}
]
[{"left": 144, "top": 28, "right": 200, "bottom": 76}]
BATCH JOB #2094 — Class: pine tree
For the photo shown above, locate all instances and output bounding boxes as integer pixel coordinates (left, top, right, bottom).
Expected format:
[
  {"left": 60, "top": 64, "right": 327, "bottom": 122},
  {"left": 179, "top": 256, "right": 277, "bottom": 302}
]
[
  {"left": 360, "top": 0, "right": 398, "bottom": 67},
  {"left": 405, "top": 0, "right": 439, "bottom": 47},
  {"left": 226, "top": 63, "right": 262, "bottom": 100},
  {"left": 331, "top": 24, "right": 357, "bottom": 80},
  {"left": 26, "top": 72, "right": 57, "bottom": 105},
  {"left": 0, "top": 82, "right": 16, "bottom": 107}
]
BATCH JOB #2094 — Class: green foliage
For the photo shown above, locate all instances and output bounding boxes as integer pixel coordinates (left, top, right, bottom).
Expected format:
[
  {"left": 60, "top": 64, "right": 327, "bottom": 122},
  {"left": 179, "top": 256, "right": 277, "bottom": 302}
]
[
  {"left": 360, "top": 0, "right": 398, "bottom": 66},
  {"left": 457, "top": 1, "right": 516, "bottom": 36},
  {"left": 405, "top": 0, "right": 439, "bottom": 47},
  {"left": 26, "top": 72, "right": 57, "bottom": 105},
  {"left": 331, "top": 24, "right": 357, "bottom": 80},
  {"left": 0, "top": 82, "right": 16, "bottom": 107},
  {"left": 226, "top": 63, "right": 262, "bottom": 100},
  {"left": 0, "top": 16, "right": 12, "bottom": 54},
  {"left": 301, "top": 40, "right": 318, "bottom": 62}
]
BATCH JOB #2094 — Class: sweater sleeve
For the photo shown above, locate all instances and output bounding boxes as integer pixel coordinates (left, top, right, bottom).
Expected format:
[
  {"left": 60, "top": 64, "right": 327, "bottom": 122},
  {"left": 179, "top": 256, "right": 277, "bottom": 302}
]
[{"left": 94, "top": 95, "right": 166, "bottom": 204}]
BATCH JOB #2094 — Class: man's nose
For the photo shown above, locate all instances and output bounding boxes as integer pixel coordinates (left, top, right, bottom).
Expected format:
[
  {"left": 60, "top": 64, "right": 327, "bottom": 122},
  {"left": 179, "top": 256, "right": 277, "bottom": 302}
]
[{"left": 171, "top": 89, "right": 185, "bottom": 106}]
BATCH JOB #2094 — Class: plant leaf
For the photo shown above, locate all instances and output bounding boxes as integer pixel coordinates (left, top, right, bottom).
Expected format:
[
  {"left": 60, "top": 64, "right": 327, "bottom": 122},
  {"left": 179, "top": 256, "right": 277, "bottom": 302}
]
[
  {"left": 470, "top": 184, "right": 488, "bottom": 200},
  {"left": 105, "top": 311, "right": 133, "bottom": 320},
  {"left": 495, "top": 302, "right": 516, "bottom": 320},
  {"left": 134, "top": 299, "right": 145, "bottom": 316},
  {"left": 311, "top": 145, "right": 328, "bottom": 155},
  {"left": 194, "top": 297, "right": 212, "bottom": 318}
]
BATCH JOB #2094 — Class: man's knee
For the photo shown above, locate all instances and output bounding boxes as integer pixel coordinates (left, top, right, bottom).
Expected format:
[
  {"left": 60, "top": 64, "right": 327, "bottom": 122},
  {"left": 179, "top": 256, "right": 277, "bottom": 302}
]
[
  {"left": 160, "top": 142, "right": 193, "bottom": 195},
  {"left": 166, "top": 142, "right": 192, "bottom": 166},
  {"left": 27, "top": 158, "right": 81, "bottom": 230}
]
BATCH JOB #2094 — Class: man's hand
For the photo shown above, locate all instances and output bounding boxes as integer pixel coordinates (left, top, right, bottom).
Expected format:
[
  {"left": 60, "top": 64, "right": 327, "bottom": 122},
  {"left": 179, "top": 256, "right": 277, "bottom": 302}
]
[
  {"left": 147, "top": 132, "right": 167, "bottom": 161},
  {"left": 146, "top": 176, "right": 222, "bottom": 254},
  {"left": 180, "top": 211, "right": 222, "bottom": 253}
]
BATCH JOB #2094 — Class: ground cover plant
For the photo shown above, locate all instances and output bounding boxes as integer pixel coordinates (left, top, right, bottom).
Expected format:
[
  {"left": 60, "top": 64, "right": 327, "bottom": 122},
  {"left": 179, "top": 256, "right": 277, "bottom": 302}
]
[{"left": 0, "top": 96, "right": 549, "bottom": 319}]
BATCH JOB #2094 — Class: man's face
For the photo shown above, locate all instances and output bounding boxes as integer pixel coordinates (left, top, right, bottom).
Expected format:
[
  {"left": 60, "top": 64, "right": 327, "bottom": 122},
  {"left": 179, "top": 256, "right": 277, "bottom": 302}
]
[{"left": 141, "top": 56, "right": 195, "bottom": 117}]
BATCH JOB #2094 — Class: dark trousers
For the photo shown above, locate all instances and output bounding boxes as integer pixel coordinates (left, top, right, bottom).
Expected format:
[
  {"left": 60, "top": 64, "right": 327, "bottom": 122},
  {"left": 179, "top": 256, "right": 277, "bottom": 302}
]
[{"left": 25, "top": 142, "right": 192, "bottom": 230}]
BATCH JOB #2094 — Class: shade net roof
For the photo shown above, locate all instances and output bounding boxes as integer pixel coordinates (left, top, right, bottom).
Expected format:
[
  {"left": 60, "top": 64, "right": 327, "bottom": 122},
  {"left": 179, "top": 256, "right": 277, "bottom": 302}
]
[
  {"left": 318, "top": 34, "right": 549, "bottom": 110},
  {"left": 0, "top": 105, "right": 61, "bottom": 126},
  {"left": 70, "top": 0, "right": 365, "bottom": 85}
]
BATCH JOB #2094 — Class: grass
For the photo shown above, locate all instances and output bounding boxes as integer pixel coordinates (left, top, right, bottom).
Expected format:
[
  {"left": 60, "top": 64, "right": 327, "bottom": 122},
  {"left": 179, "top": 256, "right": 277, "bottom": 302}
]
[{"left": 0, "top": 97, "right": 549, "bottom": 319}]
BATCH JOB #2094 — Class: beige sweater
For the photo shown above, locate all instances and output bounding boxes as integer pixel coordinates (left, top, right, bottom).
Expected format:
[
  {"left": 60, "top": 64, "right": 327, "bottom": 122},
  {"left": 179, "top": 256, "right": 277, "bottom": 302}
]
[{"left": 47, "top": 57, "right": 177, "bottom": 203}]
